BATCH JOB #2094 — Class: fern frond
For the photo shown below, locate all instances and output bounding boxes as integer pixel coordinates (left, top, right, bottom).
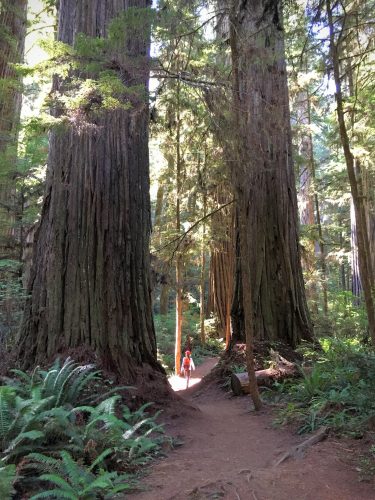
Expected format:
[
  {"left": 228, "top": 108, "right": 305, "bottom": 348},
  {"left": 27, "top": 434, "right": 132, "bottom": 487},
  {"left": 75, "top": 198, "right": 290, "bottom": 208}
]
[
  {"left": 87, "top": 385, "right": 133, "bottom": 406},
  {"left": 41, "top": 370, "right": 58, "bottom": 398},
  {"left": 81, "top": 471, "right": 118, "bottom": 492},
  {"left": 66, "top": 367, "right": 99, "bottom": 405},
  {"left": 0, "top": 464, "right": 17, "bottom": 498},
  {"left": 96, "top": 395, "right": 121, "bottom": 415},
  {"left": 26, "top": 452, "right": 62, "bottom": 474},
  {"left": 85, "top": 412, "right": 123, "bottom": 436},
  {"left": 5, "top": 429, "right": 45, "bottom": 449},
  {"left": 28, "top": 395, "right": 57, "bottom": 416},
  {"left": 52, "top": 359, "right": 76, "bottom": 397},
  {"left": 0, "top": 387, "right": 14, "bottom": 441},
  {"left": 88, "top": 448, "right": 113, "bottom": 471},
  {"left": 30, "top": 488, "right": 77, "bottom": 500},
  {"left": 38, "top": 473, "right": 75, "bottom": 493},
  {"left": 55, "top": 366, "right": 81, "bottom": 407},
  {"left": 122, "top": 417, "right": 153, "bottom": 440},
  {"left": 60, "top": 450, "right": 89, "bottom": 487},
  {"left": 10, "top": 369, "right": 33, "bottom": 386},
  {"left": 106, "top": 480, "right": 133, "bottom": 494}
]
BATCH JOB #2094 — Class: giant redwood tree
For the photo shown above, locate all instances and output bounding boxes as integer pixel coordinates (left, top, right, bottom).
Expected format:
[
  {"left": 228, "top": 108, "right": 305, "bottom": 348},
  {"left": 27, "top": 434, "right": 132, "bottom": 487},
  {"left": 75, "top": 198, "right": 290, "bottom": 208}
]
[
  {"left": 229, "top": 0, "right": 313, "bottom": 347},
  {"left": 18, "top": 0, "right": 161, "bottom": 379}
]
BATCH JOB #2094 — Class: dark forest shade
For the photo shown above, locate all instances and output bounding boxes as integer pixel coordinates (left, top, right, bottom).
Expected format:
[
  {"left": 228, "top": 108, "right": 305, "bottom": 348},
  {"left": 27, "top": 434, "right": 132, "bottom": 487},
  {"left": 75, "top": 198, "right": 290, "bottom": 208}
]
[
  {"left": 18, "top": 0, "right": 161, "bottom": 379},
  {"left": 229, "top": 0, "right": 313, "bottom": 347}
]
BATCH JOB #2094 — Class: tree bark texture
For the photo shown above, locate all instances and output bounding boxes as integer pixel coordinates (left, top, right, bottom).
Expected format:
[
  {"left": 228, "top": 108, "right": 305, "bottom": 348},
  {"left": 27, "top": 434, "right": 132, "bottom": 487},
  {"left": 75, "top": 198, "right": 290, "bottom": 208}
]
[
  {"left": 363, "top": 168, "right": 375, "bottom": 280},
  {"left": 209, "top": 183, "right": 235, "bottom": 346},
  {"left": 229, "top": 0, "right": 313, "bottom": 348},
  {"left": 230, "top": 216, "right": 245, "bottom": 344},
  {"left": 18, "top": 0, "right": 161, "bottom": 380},
  {"left": 351, "top": 197, "right": 362, "bottom": 300},
  {"left": 0, "top": 0, "right": 27, "bottom": 255}
]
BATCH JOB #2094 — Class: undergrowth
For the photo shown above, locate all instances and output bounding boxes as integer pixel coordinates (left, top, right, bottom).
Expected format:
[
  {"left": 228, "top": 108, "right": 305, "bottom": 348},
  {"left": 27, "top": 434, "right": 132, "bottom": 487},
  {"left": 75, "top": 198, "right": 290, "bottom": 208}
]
[
  {"left": 269, "top": 338, "right": 375, "bottom": 437},
  {"left": 0, "top": 358, "right": 166, "bottom": 499}
]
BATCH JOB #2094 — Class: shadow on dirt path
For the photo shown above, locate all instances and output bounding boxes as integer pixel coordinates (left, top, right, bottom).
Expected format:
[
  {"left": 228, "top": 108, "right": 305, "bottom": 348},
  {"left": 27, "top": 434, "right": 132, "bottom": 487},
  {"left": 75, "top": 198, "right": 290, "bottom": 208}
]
[{"left": 128, "top": 357, "right": 374, "bottom": 500}]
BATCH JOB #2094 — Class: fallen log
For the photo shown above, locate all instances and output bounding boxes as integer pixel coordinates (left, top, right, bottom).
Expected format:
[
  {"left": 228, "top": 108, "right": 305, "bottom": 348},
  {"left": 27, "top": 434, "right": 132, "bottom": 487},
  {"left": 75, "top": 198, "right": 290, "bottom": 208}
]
[{"left": 231, "top": 352, "right": 298, "bottom": 396}]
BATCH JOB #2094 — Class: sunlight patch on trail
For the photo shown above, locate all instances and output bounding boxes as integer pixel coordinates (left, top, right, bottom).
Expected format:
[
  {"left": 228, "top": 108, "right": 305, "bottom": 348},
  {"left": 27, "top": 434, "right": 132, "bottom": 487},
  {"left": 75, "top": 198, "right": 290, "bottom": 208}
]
[{"left": 168, "top": 374, "right": 202, "bottom": 392}]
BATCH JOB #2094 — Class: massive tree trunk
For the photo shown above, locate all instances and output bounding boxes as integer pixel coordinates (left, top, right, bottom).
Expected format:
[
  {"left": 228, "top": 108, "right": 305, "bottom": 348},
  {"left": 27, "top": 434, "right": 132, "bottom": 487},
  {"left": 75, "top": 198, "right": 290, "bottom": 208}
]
[
  {"left": 0, "top": 0, "right": 27, "bottom": 256},
  {"left": 18, "top": 0, "right": 161, "bottom": 380},
  {"left": 229, "top": 0, "right": 312, "bottom": 348}
]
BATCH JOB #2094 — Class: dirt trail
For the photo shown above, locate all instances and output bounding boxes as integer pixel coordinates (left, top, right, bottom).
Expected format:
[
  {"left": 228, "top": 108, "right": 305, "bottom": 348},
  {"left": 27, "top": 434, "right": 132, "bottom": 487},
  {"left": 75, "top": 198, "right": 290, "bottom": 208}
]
[{"left": 130, "top": 358, "right": 374, "bottom": 500}]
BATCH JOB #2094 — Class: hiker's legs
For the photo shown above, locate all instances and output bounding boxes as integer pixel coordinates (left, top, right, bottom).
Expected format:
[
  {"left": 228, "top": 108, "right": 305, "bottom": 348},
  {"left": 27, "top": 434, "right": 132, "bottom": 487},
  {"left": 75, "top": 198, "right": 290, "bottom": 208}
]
[{"left": 186, "top": 369, "right": 191, "bottom": 388}]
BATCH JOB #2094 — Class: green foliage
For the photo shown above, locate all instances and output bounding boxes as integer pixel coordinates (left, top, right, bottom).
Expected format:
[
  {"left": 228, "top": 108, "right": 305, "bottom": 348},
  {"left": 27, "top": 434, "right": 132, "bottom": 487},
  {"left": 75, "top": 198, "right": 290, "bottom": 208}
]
[
  {"left": 28, "top": 450, "right": 132, "bottom": 499},
  {"left": 0, "top": 464, "right": 17, "bottom": 499},
  {"left": 155, "top": 308, "right": 224, "bottom": 372},
  {"left": 30, "top": 8, "right": 154, "bottom": 121},
  {"left": 0, "top": 262, "right": 27, "bottom": 345},
  {"left": 273, "top": 339, "right": 375, "bottom": 435},
  {"left": 357, "top": 445, "right": 375, "bottom": 483},
  {"left": 191, "top": 338, "right": 224, "bottom": 365},
  {"left": 0, "top": 359, "right": 166, "bottom": 497},
  {"left": 312, "top": 291, "right": 368, "bottom": 339},
  {"left": 73, "top": 398, "right": 164, "bottom": 467},
  {"left": 9, "top": 357, "right": 100, "bottom": 406}
]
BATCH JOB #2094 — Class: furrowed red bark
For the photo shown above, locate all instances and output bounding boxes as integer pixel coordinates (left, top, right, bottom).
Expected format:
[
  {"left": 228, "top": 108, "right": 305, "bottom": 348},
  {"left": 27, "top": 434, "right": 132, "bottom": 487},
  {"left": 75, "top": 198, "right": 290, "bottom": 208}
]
[
  {"left": 229, "top": 0, "right": 313, "bottom": 350},
  {"left": 18, "top": 0, "right": 162, "bottom": 380}
]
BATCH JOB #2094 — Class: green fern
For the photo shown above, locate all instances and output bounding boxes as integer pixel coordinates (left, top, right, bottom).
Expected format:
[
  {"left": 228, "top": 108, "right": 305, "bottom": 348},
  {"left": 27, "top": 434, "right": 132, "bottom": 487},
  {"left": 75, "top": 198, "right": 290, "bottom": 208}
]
[
  {"left": 29, "top": 488, "right": 77, "bottom": 499},
  {"left": 28, "top": 450, "right": 131, "bottom": 500},
  {"left": 0, "top": 387, "right": 15, "bottom": 441},
  {"left": 95, "top": 395, "right": 121, "bottom": 415},
  {"left": 0, "top": 359, "right": 165, "bottom": 497},
  {"left": 0, "top": 464, "right": 17, "bottom": 499}
]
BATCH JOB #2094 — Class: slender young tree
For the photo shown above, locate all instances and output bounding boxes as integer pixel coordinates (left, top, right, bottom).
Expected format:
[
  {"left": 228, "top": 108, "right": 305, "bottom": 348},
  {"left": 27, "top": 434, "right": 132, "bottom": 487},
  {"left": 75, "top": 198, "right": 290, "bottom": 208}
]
[{"left": 18, "top": 0, "right": 161, "bottom": 379}]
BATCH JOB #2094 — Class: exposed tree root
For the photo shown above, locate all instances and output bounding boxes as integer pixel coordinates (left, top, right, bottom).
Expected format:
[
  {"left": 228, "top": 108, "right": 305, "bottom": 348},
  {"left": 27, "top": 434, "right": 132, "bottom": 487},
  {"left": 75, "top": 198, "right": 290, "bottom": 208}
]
[{"left": 273, "top": 426, "right": 329, "bottom": 466}]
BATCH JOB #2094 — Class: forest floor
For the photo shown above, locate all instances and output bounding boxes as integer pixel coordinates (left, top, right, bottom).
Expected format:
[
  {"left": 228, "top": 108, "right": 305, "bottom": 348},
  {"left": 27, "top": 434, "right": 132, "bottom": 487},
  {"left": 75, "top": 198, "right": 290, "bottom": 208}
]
[{"left": 128, "top": 358, "right": 375, "bottom": 500}]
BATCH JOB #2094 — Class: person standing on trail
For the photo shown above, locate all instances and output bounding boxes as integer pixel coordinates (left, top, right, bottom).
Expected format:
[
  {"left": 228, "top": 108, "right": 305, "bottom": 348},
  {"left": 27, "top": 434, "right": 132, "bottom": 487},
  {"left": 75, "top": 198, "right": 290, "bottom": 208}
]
[{"left": 181, "top": 350, "right": 195, "bottom": 388}]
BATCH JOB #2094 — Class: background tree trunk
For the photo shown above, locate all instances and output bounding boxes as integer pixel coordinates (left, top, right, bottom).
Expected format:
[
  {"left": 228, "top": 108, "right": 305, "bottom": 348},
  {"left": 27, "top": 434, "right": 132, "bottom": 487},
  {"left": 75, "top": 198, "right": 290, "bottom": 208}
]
[
  {"left": 18, "top": 0, "right": 161, "bottom": 380},
  {"left": 326, "top": 0, "right": 375, "bottom": 343},
  {"left": 351, "top": 197, "right": 362, "bottom": 302},
  {"left": 209, "top": 183, "right": 235, "bottom": 346},
  {"left": 0, "top": 0, "right": 27, "bottom": 257},
  {"left": 199, "top": 190, "right": 207, "bottom": 344},
  {"left": 229, "top": 0, "right": 313, "bottom": 348}
]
